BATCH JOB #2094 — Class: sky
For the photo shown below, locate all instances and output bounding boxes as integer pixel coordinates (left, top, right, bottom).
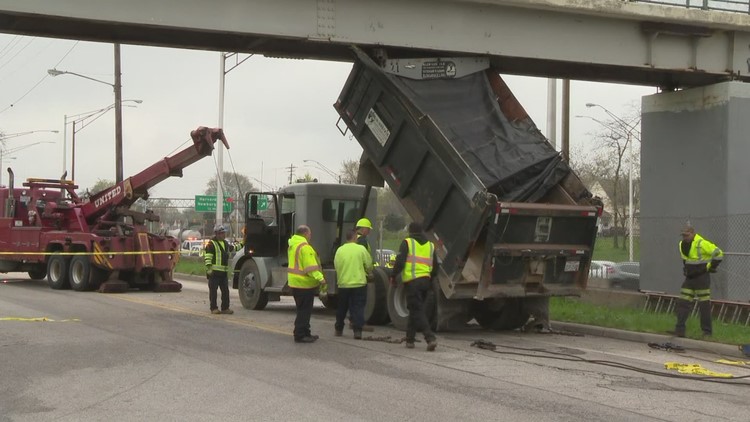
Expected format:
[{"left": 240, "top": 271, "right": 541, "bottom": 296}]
[{"left": 0, "top": 34, "right": 655, "bottom": 200}]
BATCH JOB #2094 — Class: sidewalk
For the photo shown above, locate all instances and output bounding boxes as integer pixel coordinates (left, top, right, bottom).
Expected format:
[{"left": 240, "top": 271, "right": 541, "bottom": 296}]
[{"left": 553, "top": 321, "right": 747, "bottom": 359}]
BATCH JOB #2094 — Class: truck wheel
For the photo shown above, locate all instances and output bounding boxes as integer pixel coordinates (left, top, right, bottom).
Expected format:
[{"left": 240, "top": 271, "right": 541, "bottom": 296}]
[
  {"left": 28, "top": 267, "right": 46, "bottom": 280},
  {"left": 238, "top": 260, "right": 268, "bottom": 310},
  {"left": 69, "top": 256, "right": 94, "bottom": 291},
  {"left": 472, "top": 298, "right": 530, "bottom": 331},
  {"left": 47, "top": 254, "right": 70, "bottom": 290},
  {"left": 431, "top": 281, "right": 470, "bottom": 331},
  {"left": 386, "top": 280, "right": 409, "bottom": 331},
  {"left": 364, "top": 267, "right": 390, "bottom": 325}
]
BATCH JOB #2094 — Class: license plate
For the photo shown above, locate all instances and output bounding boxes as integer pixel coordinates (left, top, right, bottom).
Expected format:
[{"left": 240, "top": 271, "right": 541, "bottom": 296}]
[{"left": 564, "top": 260, "right": 580, "bottom": 272}]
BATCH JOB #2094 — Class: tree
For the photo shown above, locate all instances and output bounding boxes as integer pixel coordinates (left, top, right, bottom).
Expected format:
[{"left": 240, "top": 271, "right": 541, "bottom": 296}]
[
  {"left": 384, "top": 213, "right": 405, "bottom": 232},
  {"left": 339, "top": 159, "right": 359, "bottom": 184},
  {"left": 295, "top": 172, "right": 316, "bottom": 183},
  {"left": 574, "top": 107, "right": 641, "bottom": 250},
  {"left": 80, "top": 178, "right": 115, "bottom": 197},
  {"left": 204, "top": 171, "right": 255, "bottom": 200}
]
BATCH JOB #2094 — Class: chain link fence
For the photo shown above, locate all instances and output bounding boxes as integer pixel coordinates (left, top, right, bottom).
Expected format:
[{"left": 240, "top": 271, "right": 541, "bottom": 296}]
[
  {"left": 629, "top": 0, "right": 750, "bottom": 13},
  {"left": 640, "top": 214, "right": 750, "bottom": 301}
]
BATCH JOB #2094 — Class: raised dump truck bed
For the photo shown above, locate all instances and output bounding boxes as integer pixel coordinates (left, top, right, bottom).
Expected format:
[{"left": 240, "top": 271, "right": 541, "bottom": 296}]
[{"left": 335, "top": 48, "right": 600, "bottom": 330}]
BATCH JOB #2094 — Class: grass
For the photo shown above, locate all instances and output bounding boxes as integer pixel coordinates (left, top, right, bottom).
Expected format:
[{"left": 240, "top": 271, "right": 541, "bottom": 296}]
[
  {"left": 591, "top": 236, "right": 640, "bottom": 262},
  {"left": 174, "top": 257, "right": 206, "bottom": 276},
  {"left": 551, "top": 296, "right": 750, "bottom": 345}
]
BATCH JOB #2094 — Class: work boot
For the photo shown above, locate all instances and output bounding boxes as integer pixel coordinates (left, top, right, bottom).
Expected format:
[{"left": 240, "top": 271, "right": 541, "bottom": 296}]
[
  {"left": 220, "top": 309, "right": 234, "bottom": 315},
  {"left": 426, "top": 340, "right": 438, "bottom": 352},
  {"left": 211, "top": 309, "right": 221, "bottom": 314},
  {"left": 666, "top": 330, "right": 685, "bottom": 338},
  {"left": 349, "top": 322, "right": 374, "bottom": 332},
  {"left": 335, "top": 330, "right": 343, "bottom": 337},
  {"left": 702, "top": 332, "right": 712, "bottom": 339},
  {"left": 294, "top": 336, "right": 318, "bottom": 343},
  {"left": 353, "top": 330, "right": 362, "bottom": 340},
  {"left": 405, "top": 341, "right": 415, "bottom": 349},
  {"left": 311, "top": 334, "right": 319, "bottom": 340}
]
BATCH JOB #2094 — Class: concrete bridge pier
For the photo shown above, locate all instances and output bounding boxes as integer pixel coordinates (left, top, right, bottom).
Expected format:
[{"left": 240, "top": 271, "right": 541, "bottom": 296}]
[{"left": 641, "top": 82, "right": 750, "bottom": 301}]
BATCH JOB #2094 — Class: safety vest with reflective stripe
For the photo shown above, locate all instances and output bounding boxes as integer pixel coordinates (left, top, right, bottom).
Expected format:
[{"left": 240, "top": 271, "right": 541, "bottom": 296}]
[
  {"left": 402, "top": 238, "right": 434, "bottom": 283},
  {"left": 204, "top": 239, "right": 229, "bottom": 272},
  {"left": 287, "top": 234, "right": 325, "bottom": 289},
  {"left": 679, "top": 233, "right": 723, "bottom": 270}
]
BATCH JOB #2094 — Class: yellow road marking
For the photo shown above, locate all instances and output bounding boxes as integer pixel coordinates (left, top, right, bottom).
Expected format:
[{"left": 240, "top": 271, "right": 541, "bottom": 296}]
[{"left": 110, "top": 295, "right": 292, "bottom": 336}]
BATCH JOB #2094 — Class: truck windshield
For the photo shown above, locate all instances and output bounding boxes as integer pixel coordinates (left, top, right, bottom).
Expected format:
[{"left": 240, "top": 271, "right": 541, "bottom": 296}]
[{"left": 322, "top": 199, "right": 360, "bottom": 223}]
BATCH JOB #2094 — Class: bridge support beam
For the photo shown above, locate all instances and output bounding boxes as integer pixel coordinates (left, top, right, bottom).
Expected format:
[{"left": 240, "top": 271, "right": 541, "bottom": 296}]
[{"left": 641, "top": 81, "right": 750, "bottom": 300}]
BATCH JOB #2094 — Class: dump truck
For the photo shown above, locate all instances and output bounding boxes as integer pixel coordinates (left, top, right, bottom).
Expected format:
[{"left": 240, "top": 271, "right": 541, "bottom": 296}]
[
  {"left": 0, "top": 126, "right": 229, "bottom": 293},
  {"left": 332, "top": 48, "right": 602, "bottom": 331},
  {"left": 230, "top": 49, "right": 600, "bottom": 331}
]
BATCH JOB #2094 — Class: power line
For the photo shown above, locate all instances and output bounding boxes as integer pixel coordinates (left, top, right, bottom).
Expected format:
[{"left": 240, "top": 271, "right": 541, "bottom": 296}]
[{"left": 286, "top": 163, "right": 296, "bottom": 185}]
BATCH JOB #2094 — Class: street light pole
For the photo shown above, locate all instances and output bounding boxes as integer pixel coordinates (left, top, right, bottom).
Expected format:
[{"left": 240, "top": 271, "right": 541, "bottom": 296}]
[{"left": 303, "top": 159, "right": 341, "bottom": 183}]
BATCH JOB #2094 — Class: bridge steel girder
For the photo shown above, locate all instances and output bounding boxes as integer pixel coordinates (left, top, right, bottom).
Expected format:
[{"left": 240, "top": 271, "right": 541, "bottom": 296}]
[{"left": 1, "top": 0, "right": 749, "bottom": 88}]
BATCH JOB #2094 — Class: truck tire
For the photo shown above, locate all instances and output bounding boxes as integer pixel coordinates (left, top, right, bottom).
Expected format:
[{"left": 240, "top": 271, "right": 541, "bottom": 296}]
[
  {"left": 472, "top": 298, "right": 530, "bottom": 331},
  {"left": 238, "top": 260, "right": 268, "bottom": 310},
  {"left": 431, "top": 281, "right": 471, "bottom": 331},
  {"left": 364, "top": 267, "right": 390, "bottom": 325},
  {"left": 386, "top": 280, "right": 409, "bottom": 331},
  {"left": 69, "top": 256, "right": 95, "bottom": 291},
  {"left": 47, "top": 254, "right": 70, "bottom": 290},
  {"left": 28, "top": 267, "right": 46, "bottom": 280}
]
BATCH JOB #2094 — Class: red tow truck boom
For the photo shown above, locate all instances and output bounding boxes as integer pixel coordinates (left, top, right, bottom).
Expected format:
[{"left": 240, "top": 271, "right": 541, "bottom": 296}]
[{"left": 0, "top": 126, "right": 229, "bottom": 293}]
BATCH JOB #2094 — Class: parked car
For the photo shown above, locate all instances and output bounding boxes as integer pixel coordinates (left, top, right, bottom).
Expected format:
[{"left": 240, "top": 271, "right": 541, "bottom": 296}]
[
  {"left": 589, "top": 260, "right": 616, "bottom": 279},
  {"left": 180, "top": 240, "right": 205, "bottom": 257},
  {"left": 610, "top": 261, "right": 640, "bottom": 291}
]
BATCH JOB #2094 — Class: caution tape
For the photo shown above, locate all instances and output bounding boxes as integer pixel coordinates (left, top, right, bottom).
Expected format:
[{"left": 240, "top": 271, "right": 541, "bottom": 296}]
[
  {"left": 665, "top": 362, "right": 734, "bottom": 378},
  {"left": 0, "top": 250, "right": 179, "bottom": 256},
  {"left": 0, "top": 317, "right": 80, "bottom": 322},
  {"left": 716, "top": 359, "right": 750, "bottom": 366}
]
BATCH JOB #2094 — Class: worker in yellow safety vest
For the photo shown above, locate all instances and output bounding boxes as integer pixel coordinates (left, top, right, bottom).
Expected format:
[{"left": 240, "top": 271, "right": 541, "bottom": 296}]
[
  {"left": 355, "top": 217, "right": 373, "bottom": 255},
  {"left": 287, "top": 225, "right": 326, "bottom": 343},
  {"left": 205, "top": 224, "right": 236, "bottom": 315},
  {"left": 670, "top": 225, "right": 723, "bottom": 338},
  {"left": 334, "top": 229, "right": 374, "bottom": 339},
  {"left": 389, "top": 221, "right": 439, "bottom": 351}
]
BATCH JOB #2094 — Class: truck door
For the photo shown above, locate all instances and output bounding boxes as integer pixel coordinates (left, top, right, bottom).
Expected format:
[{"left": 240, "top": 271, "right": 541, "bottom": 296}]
[{"left": 245, "top": 192, "right": 295, "bottom": 258}]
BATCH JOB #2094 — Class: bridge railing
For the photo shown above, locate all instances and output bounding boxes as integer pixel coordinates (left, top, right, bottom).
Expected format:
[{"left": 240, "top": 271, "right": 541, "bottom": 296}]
[{"left": 630, "top": 0, "right": 750, "bottom": 13}]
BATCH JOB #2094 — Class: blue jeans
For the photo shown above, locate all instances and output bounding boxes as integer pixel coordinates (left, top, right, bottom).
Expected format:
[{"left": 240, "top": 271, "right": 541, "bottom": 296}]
[{"left": 335, "top": 285, "right": 367, "bottom": 332}]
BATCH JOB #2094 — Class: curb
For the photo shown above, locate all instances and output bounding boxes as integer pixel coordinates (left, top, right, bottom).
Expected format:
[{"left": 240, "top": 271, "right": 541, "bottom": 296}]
[{"left": 553, "top": 321, "right": 746, "bottom": 359}]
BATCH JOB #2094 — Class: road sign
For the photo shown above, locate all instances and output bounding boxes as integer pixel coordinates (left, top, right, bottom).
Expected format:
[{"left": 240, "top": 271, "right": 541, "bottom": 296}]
[
  {"left": 195, "top": 195, "right": 233, "bottom": 213},
  {"left": 258, "top": 195, "right": 269, "bottom": 211}
]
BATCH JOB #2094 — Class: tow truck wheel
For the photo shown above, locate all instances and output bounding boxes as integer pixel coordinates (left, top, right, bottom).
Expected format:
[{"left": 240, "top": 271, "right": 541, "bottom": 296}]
[
  {"left": 69, "top": 256, "right": 94, "bottom": 291},
  {"left": 28, "top": 267, "right": 46, "bottom": 280},
  {"left": 47, "top": 254, "right": 70, "bottom": 290},
  {"left": 238, "top": 260, "right": 268, "bottom": 310}
]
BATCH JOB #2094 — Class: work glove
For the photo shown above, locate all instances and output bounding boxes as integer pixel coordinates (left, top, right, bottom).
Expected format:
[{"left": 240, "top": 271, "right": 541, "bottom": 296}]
[
  {"left": 206, "top": 268, "right": 213, "bottom": 279},
  {"left": 708, "top": 260, "right": 721, "bottom": 273},
  {"left": 318, "top": 282, "right": 328, "bottom": 301}
]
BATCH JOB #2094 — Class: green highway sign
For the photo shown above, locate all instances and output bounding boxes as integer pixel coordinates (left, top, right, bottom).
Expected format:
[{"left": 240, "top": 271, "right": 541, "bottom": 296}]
[
  {"left": 195, "top": 195, "right": 233, "bottom": 213},
  {"left": 257, "top": 195, "right": 269, "bottom": 211}
]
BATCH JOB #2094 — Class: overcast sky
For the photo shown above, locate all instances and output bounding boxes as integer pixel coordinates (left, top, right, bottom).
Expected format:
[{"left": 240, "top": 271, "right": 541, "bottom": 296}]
[{"left": 0, "top": 34, "right": 654, "bottom": 199}]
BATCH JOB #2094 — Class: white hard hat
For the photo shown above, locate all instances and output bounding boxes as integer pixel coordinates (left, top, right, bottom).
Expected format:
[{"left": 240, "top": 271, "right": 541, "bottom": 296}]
[{"left": 214, "top": 224, "right": 227, "bottom": 233}]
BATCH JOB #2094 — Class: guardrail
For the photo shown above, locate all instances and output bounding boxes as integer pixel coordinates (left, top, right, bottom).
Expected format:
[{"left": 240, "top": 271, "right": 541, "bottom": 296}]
[{"left": 630, "top": 0, "right": 750, "bottom": 13}]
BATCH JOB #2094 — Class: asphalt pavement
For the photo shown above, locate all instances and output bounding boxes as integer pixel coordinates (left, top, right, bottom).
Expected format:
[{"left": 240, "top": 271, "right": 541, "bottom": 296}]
[{"left": 177, "top": 272, "right": 748, "bottom": 360}]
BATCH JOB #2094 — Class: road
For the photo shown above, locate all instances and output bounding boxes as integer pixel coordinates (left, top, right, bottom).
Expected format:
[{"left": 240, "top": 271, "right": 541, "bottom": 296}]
[{"left": 1, "top": 273, "right": 748, "bottom": 421}]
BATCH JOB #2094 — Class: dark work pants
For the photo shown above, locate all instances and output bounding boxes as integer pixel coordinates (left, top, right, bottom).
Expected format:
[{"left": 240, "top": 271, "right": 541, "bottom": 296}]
[
  {"left": 292, "top": 288, "right": 316, "bottom": 339},
  {"left": 208, "top": 272, "right": 230, "bottom": 311},
  {"left": 405, "top": 277, "right": 436, "bottom": 343},
  {"left": 335, "top": 286, "right": 367, "bottom": 332},
  {"left": 675, "top": 272, "right": 712, "bottom": 335}
]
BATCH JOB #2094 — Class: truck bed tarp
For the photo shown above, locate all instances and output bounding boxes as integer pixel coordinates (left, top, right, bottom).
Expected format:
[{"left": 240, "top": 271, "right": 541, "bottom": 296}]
[{"left": 392, "top": 72, "right": 569, "bottom": 202}]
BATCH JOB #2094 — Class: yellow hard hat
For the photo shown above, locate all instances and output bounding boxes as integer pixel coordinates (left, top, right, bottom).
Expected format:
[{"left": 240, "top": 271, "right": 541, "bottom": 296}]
[{"left": 356, "top": 218, "right": 372, "bottom": 229}]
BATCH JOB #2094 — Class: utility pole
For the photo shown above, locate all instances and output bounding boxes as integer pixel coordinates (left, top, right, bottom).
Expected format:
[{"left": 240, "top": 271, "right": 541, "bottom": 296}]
[
  {"left": 114, "top": 43, "right": 123, "bottom": 183},
  {"left": 287, "top": 163, "right": 296, "bottom": 184},
  {"left": 561, "top": 79, "right": 570, "bottom": 162}
]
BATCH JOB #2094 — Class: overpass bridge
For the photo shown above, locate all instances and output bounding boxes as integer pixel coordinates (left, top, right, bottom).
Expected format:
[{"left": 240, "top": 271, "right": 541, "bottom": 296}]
[
  {"left": 2, "top": 0, "right": 750, "bottom": 300},
  {"left": 0, "top": 0, "right": 750, "bottom": 89}
]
